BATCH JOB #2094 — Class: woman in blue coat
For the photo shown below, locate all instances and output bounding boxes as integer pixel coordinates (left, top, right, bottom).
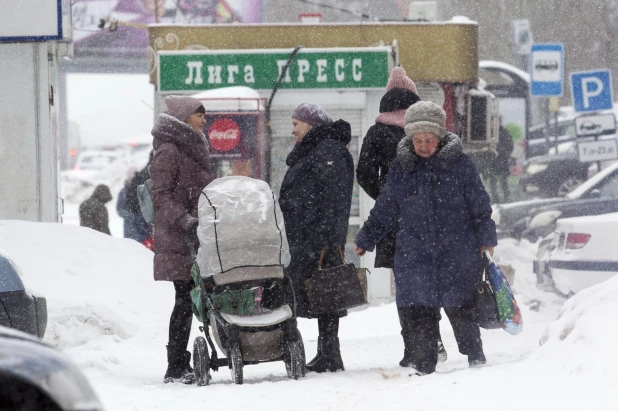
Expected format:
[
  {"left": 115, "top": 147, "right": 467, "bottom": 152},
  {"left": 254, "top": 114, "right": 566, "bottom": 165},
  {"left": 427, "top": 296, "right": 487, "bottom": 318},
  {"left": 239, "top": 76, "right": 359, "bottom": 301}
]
[{"left": 354, "top": 101, "right": 497, "bottom": 375}]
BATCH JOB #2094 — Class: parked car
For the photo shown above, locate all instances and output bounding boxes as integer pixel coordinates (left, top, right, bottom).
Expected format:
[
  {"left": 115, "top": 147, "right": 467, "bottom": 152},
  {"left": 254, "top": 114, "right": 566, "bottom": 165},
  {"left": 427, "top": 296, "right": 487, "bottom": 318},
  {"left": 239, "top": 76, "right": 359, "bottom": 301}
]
[
  {"left": 60, "top": 149, "right": 129, "bottom": 202},
  {"left": 493, "top": 160, "right": 618, "bottom": 239},
  {"left": 0, "top": 325, "right": 103, "bottom": 410},
  {"left": 534, "top": 212, "right": 618, "bottom": 296},
  {"left": 0, "top": 252, "right": 47, "bottom": 338},
  {"left": 520, "top": 152, "right": 589, "bottom": 198}
]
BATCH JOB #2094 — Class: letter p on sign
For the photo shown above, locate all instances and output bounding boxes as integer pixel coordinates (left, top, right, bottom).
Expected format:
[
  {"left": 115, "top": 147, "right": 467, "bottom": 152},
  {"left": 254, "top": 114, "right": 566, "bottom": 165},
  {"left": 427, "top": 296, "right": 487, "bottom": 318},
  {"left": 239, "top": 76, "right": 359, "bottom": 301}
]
[{"left": 571, "top": 69, "right": 613, "bottom": 113}]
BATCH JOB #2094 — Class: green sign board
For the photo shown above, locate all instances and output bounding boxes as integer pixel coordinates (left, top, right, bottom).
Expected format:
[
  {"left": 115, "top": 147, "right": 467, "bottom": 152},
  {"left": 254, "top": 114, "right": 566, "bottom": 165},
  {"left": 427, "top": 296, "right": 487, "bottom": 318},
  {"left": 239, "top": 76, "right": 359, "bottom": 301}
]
[{"left": 158, "top": 48, "right": 390, "bottom": 92}]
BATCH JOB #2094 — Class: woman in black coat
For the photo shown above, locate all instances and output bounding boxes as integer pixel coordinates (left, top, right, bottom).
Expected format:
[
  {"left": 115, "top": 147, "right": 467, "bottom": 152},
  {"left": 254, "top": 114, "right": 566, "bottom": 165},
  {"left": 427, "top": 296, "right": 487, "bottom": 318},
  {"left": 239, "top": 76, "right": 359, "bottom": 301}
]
[
  {"left": 279, "top": 103, "right": 354, "bottom": 373},
  {"left": 357, "top": 67, "right": 420, "bottom": 268}
]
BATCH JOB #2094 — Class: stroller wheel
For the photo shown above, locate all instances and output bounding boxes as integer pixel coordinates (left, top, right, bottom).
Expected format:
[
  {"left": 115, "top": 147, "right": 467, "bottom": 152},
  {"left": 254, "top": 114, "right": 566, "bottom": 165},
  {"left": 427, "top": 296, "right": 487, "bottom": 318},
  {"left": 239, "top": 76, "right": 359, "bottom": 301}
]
[
  {"left": 193, "top": 337, "right": 211, "bottom": 386},
  {"left": 228, "top": 345, "right": 243, "bottom": 385},
  {"left": 285, "top": 340, "right": 306, "bottom": 380}
]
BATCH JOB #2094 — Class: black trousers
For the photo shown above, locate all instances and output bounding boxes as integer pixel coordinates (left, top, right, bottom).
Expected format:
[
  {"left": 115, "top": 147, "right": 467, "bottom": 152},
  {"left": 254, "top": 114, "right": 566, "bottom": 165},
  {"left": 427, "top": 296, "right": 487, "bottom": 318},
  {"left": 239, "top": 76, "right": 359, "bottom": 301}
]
[
  {"left": 397, "top": 303, "right": 483, "bottom": 373},
  {"left": 168, "top": 280, "right": 194, "bottom": 350}
]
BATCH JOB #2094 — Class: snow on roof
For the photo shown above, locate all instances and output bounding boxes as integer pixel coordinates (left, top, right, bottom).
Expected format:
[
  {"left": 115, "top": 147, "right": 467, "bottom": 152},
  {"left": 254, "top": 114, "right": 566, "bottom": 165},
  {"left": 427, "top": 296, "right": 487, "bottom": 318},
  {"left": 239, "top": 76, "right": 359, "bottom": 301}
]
[
  {"left": 479, "top": 60, "right": 530, "bottom": 83},
  {"left": 557, "top": 211, "right": 618, "bottom": 226},
  {"left": 191, "top": 86, "right": 263, "bottom": 111}
]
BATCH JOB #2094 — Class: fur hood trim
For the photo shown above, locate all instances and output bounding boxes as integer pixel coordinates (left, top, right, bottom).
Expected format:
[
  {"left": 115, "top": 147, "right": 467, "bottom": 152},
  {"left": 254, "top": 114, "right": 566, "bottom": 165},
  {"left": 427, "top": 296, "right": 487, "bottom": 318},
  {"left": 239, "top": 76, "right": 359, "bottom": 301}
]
[{"left": 395, "top": 132, "right": 463, "bottom": 172}]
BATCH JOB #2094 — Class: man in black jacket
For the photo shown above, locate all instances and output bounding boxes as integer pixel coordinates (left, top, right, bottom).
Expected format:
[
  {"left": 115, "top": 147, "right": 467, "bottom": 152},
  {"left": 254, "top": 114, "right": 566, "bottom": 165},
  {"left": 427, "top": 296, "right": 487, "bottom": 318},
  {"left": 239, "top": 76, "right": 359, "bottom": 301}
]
[
  {"left": 489, "top": 125, "right": 514, "bottom": 203},
  {"left": 125, "top": 150, "right": 154, "bottom": 214},
  {"left": 279, "top": 103, "right": 354, "bottom": 373},
  {"left": 79, "top": 184, "right": 112, "bottom": 234}
]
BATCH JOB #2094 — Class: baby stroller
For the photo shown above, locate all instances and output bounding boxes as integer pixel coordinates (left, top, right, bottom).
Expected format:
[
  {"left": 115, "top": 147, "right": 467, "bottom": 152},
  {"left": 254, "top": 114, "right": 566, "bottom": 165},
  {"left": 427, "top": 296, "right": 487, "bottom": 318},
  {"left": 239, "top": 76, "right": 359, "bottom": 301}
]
[{"left": 191, "top": 176, "right": 306, "bottom": 386}]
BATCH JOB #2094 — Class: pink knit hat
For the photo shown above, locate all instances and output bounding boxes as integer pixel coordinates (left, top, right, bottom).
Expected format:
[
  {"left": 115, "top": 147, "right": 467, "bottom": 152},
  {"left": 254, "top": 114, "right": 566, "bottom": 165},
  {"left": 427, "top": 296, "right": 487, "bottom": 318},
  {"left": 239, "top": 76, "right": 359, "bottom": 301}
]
[{"left": 386, "top": 67, "right": 417, "bottom": 93}]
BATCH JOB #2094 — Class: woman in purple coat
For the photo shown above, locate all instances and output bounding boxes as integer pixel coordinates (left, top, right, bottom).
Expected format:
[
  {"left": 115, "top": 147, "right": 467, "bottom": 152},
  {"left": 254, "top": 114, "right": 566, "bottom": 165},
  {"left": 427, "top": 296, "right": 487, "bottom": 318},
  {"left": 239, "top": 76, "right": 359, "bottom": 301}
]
[{"left": 151, "top": 96, "right": 213, "bottom": 384}]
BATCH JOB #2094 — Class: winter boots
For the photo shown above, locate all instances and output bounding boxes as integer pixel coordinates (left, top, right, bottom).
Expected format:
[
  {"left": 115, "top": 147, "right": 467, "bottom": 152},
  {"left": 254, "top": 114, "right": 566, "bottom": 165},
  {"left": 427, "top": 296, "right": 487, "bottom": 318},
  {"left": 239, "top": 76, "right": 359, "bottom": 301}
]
[
  {"left": 305, "top": 336, "right": 344, "bottom": 373},
  {"left": 306, "top": 315, "right": 344, "bottom": 373},
  {"left": 468, "top": 351, "right": 487, "bottom": 368},
  {"left": 163, "top": 345, "right": 195, "bottom": 384},
  {"left": 306, "top": 336, "right": 323, "bottom": 368},
  {"left": 399, "top": 339, "right": 447, "bottom": 367}
]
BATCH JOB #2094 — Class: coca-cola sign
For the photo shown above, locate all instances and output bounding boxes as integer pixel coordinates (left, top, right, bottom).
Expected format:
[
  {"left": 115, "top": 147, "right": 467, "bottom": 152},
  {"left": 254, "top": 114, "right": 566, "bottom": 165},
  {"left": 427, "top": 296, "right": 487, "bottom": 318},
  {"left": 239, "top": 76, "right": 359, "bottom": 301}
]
[{"left": 208, "top": 118, "right": 241, "bottom": 152}]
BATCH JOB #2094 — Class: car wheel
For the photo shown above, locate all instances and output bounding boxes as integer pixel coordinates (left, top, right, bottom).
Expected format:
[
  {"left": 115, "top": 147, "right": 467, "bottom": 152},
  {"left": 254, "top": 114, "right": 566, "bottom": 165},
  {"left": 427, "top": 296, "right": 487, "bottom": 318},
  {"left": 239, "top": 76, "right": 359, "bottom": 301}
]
[{"left": 556, "top": 177, "right": 584, "bottom": 197}]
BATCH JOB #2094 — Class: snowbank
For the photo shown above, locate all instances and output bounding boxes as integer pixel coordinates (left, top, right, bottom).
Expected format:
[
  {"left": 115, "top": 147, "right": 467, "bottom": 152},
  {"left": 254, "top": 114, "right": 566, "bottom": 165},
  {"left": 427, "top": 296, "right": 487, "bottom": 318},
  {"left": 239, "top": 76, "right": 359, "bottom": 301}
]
[
  {"left": 537, "top": 274, "right": 618, "bottom": 375},
  {"left": 2, "top": 220, "right": 616, "bottom": 409},
  {"left": 0, "top": 221, "right": 165, "bottom": 350}
]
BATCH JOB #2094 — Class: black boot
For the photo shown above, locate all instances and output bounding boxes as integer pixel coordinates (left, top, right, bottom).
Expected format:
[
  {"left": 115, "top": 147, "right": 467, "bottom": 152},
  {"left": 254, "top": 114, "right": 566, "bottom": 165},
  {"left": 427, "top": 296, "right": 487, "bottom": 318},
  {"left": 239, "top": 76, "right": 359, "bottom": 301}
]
[
  {"left": 306, "top": 336, "right": 344, "bottom": 373},
  {"left": 399, "top": 348, "right": 414, "bottom": 367},
  {"left": 164, "top": 345, "right": 195, "bottom": 384},
  {"left": 403, "top": 340, "right": 446, "bottom": 367},
  {"left": 306, "top": 337, "right": 323, "bottom": 367},
  {"left": 468, "top": 351, "right": 487, "bottom": 368},
  {"left": 306, "top": 315, "right": 344, "bottom": 373}
]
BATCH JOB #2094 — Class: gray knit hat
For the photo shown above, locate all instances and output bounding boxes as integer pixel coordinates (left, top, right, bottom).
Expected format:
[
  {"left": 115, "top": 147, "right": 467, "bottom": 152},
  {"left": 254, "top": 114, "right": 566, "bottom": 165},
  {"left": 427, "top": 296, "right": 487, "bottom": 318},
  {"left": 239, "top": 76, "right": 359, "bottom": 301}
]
[
  {"left": 165, "top": 95, "right": 204, "bottom": 122},
  {"left": 404, "top": 101, "right": 446, "bottom": 140}
]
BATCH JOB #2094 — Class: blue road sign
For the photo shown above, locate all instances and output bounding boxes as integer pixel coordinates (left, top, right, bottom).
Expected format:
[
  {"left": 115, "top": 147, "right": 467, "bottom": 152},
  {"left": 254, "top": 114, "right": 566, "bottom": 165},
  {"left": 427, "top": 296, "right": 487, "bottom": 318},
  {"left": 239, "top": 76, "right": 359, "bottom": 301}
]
[
  {"left": 571, "top": 69, "right": 614, "bottom": 113},
  {"left": 530, "top": 43, "right": 564, "bottom": 97}
]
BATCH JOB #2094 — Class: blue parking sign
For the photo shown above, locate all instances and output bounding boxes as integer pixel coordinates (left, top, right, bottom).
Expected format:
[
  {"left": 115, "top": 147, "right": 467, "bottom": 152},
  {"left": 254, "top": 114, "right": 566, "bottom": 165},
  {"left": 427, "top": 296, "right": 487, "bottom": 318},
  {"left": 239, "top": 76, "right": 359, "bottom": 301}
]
[{"left": 571, "top": 70, "right": 613, "bottom": 112}]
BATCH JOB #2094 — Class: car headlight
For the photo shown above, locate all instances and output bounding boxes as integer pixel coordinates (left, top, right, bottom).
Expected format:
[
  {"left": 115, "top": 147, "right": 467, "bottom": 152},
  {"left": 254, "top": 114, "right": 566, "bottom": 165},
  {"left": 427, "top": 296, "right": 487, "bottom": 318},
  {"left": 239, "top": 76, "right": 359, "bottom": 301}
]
[
  {"left": 529, "top": 210, "right": 562, "bottom": 228},
  {"left": 526, "top": 163, "right": 549, "bottom": 175}
]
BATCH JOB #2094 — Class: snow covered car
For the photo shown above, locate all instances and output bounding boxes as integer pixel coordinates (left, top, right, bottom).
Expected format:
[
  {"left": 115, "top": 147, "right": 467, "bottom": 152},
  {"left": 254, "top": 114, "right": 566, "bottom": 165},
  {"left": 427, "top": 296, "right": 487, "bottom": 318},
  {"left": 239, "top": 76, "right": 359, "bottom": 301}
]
[
  {"left": 61, "top": 149, "right": 129, "bottom": 202},
  {"left": 0, "top": 325, "right": 103, "bottom": 410},
  {"left": 0, "top": 252, "right": 47, "bottom": 338},
  {"left": 493, "top": 159, "right": 618, "bottom": 239},
  {"left": 534, "top": 212, "right": 618, "bottom": 296}
]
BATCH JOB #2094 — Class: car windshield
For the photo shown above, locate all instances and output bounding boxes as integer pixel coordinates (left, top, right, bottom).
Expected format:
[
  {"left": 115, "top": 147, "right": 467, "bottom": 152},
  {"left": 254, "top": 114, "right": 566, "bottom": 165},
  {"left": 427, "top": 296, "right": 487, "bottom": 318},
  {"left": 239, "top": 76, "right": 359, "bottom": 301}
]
[
  {"left": 0, "top": 255, "right": 25, "bottom": 292},
  {"left": 567, "top": 160, "right": 618, "bottom": 199}
]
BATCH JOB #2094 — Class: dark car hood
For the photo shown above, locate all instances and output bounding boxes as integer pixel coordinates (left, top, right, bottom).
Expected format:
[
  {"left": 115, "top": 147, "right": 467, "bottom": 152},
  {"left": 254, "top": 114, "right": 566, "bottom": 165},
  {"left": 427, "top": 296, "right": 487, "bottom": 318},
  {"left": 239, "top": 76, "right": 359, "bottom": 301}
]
[
  {"left": 494, "top": 197, "right": 568, "bottom": 229},
  {"left": 0, "top": 326, "right": 103, "bottom": 410}
]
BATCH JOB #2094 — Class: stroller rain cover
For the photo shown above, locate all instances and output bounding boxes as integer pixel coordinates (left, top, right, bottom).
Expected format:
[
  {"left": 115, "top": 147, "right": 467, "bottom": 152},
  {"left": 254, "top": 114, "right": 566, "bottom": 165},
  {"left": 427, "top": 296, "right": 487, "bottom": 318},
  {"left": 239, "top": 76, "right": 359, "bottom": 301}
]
[{"left": 196, "top": 176, "right": 290, "bottom": 277}]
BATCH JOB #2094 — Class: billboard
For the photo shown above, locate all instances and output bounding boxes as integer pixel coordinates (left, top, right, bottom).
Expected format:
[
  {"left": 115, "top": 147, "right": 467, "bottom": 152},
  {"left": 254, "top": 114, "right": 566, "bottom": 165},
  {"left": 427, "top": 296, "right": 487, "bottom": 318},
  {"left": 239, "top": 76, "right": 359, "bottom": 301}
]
[
  {"left": 0, "top": 0, "right": 72, "bottom": 43},
  {"left": 71, "top": 0, "right": 261, "bottom": 60}
]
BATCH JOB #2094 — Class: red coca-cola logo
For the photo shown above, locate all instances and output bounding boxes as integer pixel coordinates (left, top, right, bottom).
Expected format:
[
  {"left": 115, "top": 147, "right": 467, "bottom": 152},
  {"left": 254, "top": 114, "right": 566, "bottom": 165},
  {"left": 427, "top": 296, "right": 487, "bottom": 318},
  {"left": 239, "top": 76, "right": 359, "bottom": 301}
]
[{"left": 208, "top": 119, "right": 241, "bottom": 152}]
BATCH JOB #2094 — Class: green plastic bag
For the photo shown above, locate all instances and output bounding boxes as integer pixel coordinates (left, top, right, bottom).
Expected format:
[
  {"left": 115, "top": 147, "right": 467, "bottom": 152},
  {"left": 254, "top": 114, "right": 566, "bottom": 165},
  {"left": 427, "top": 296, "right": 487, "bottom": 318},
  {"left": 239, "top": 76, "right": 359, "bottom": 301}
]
[{"left": 190, "top": 263, "right": 261, "bottom": 323}]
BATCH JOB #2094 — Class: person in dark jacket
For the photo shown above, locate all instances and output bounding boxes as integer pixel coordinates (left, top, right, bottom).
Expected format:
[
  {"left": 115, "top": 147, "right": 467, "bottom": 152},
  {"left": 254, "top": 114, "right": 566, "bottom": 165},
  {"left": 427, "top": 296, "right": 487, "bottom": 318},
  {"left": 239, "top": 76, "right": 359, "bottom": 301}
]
[
  {"left": 279, "top": 103, "right": 354, "bottom": 373},
  {"left": 151, "top": 96, "right": 213, "bottom": 384},
  {"left": 116, "top": 168, "right": 149, "bottom": 242},
  {"left": 79, "top": 184, "right": 112, "bottom": 235},
  {"left": 355, "top": 101, "right": 497, "bottom": 375},
  {"left": 126, "top": 150, "right": 154, "bottom": 215},
  {"left": 488, "top": 125, "right": 514, "bottom": 203},
  {"left": 357, "top": 67, "right": 420, "bottom": 268},
  {"left": 357, "top": 67, "right": 448, "bottom": 364}
]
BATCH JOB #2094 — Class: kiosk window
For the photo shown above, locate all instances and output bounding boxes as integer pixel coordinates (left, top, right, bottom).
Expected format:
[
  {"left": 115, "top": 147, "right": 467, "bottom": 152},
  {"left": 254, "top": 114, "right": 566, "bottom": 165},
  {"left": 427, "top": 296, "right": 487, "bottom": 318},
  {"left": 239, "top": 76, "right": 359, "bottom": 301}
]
[{"left": 470, "top": 96, "right": 487, "bottom": 141}]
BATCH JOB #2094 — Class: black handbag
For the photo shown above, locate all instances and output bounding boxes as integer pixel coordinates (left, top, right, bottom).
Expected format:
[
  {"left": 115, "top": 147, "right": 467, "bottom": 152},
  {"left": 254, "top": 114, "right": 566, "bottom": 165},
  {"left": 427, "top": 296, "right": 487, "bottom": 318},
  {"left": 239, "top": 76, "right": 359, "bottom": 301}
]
[
  {"left": 475, "top": 254, "right": 501, "bottom": 329},
  {"left": 304, "top": 247, "right": 368, "bottom": 315}
]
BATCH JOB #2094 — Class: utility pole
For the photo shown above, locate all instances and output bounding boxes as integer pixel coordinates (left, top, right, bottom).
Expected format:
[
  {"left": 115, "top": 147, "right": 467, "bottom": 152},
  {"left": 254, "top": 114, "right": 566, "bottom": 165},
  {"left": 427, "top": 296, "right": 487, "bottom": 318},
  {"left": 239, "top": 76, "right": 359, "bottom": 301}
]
[{"left": 154, "top": 0, "right": 160, "bottom": 23}]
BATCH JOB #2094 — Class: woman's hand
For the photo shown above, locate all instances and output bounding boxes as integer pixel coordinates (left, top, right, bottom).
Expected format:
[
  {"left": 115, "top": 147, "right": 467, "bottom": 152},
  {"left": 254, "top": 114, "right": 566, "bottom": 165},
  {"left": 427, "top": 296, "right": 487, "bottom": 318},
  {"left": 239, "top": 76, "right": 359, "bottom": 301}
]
[
  {"left": 480, "top": 246, "right": 494, "bottom": 257},
  {"left": 354, "top": 245, "right": 366, "bottom": 256}
]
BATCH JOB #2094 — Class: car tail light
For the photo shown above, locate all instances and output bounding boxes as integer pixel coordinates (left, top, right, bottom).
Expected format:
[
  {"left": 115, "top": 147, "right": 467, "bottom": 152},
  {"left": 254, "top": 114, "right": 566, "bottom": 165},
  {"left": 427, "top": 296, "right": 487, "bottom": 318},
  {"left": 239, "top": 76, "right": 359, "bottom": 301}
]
[{"left": 565, "top": 233, "right": 591, "bottom": 249}]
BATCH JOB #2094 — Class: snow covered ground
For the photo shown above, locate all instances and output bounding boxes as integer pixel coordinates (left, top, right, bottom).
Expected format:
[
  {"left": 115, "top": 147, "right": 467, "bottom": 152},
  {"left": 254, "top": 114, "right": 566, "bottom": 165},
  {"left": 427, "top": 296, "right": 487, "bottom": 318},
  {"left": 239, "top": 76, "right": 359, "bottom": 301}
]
[{"left": 2, "top": 219, "right": 617, "bottom": 410}]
